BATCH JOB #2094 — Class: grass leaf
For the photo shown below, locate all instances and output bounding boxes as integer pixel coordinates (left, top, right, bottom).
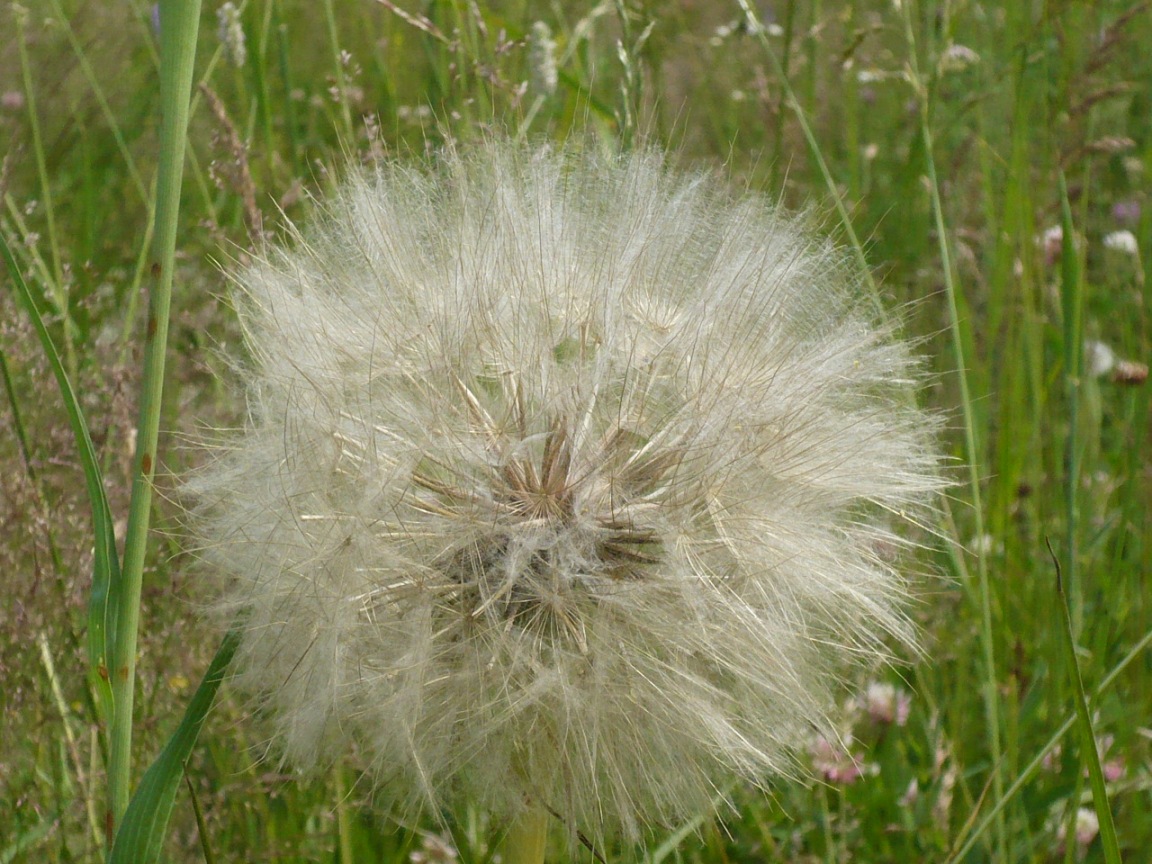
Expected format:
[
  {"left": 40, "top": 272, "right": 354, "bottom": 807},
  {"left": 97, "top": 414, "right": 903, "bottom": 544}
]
[
  {"left": 108, "top": 629, "right": 239, "bottom": 864},
  {"left": 0, "top": 230, "right": 118, "bottom": 734},
  {"left": 1048, "top": 542, "right": 1122, "bottom": 864}
]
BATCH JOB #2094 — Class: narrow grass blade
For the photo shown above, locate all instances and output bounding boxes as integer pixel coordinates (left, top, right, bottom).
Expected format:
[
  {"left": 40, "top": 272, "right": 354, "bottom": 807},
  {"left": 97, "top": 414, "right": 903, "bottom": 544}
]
[
  {"left": 185, "top": 772, "right": 218, "bottom": 864},
  {"left": 1048, "top": 540, "right": 1121, "bottom": 864},
  {"left": 1058, "top": 173, "right": 1084, "bottom": 635},
  {"left": 1, "top": 231, "right": 118, "bottom": 732},
  {"left": 893, "top": 3, "right": 1002, "bottom": 856},
  {"left": 945, "top": 627, "right": 1150, "bottom": 863},
  {"left": 648, "top": 793, "right": 726, "bottom": 864},
  {"left": 108, "top": 629, "right": 239, "bottom": 864},
  {"left": 735, "top": 0, "right": 878, "bottom": 306}
]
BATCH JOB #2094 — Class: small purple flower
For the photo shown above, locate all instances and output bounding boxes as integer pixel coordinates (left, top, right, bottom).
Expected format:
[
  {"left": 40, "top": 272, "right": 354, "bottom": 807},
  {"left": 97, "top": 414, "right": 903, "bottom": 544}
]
[{"left": 1112, "top": 199, "right": 1141, "bottom": 226}]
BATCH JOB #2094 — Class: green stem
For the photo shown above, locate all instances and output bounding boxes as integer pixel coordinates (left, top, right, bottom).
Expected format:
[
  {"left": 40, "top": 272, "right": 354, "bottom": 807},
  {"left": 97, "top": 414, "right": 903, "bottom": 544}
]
[
  {"left": 501, "top": 805, "right": 549, "bottom": 864},
  {"left": 335, "top": 765, "right": 353, "bottom": 863},
  {"left": 896, "top": 3, "right": 1003, "bottom": 858},
  {"left": 107, "top": 0, "right": 202, "bottom": 839}
]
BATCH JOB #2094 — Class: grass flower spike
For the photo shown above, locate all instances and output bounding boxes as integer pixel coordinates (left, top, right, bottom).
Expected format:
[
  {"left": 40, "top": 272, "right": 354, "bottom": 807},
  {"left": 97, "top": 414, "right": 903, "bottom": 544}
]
[{"left": 190, "top": 142, "right": 941, "bottom": 845}]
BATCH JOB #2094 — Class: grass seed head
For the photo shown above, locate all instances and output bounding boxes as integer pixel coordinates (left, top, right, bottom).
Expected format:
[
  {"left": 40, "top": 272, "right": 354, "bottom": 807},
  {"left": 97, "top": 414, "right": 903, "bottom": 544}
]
[{"left": 188, "top": 141, "right": 944, "bottom": 843}]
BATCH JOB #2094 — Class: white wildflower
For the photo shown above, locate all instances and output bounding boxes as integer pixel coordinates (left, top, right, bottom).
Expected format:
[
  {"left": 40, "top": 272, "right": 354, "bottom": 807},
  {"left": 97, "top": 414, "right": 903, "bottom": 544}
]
[
  {"left": 1054, "top": 806, "right": 1100, "bottom": 855},
  {"left": 409, "top": 831, "right": 458, "bottom": 863},
  {"left": 938, "top": 44, "right": 980, "bottom": 73},
  {"left": 969, "top": 533, "right": 1000, "bottom": 557},
  {"left": 1084, "top": 340, "right": 1115, "bottom": 378},
  {"left": 710, "top": 21, "right": 735, "bottom": 46},
  {"left": 1040, "top": 224, "right": 1066, "bottom": 266},
  {"left": 863, "top": 681, "right": 911, "bottom": 726},
  {"left": 189, "top": 142, "right": 942, "bottom": 844},
  {"left": 1103, "top": 229, "right": 1138, "bottom": 256},
  {"left": 1073, "top": 808, "right": 1101, "bottom": 848}
]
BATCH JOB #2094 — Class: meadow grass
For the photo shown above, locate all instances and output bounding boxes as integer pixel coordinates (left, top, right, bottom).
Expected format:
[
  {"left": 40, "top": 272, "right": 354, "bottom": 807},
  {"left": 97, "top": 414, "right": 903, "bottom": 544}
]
[{"left": 1, "top": 0, "right": 1150, "bottom": 861}]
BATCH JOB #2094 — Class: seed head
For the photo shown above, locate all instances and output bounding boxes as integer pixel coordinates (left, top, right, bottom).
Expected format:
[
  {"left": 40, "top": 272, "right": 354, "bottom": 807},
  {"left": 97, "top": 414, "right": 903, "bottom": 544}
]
[
  {"left": 527, "top": 22, "right": 559, "bottom": 98},
  {"left": 216, "top": 2, "right": 246, "bottom": 69},
  {"left": 189, "top": 142, "right": 942, "bottom": 843}
]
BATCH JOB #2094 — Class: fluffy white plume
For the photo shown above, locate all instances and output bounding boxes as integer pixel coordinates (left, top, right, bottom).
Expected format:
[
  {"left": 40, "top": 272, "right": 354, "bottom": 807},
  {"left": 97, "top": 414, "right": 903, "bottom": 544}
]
[{"left": 189, "top": 142, "right": 942, "bottom": 842}]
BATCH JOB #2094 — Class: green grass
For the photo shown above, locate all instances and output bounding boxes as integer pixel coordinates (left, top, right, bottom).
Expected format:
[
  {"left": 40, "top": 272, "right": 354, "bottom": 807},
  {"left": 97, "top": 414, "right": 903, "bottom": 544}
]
[{"left": 2, "top": 0, "right": 1150, "bottom": 861}]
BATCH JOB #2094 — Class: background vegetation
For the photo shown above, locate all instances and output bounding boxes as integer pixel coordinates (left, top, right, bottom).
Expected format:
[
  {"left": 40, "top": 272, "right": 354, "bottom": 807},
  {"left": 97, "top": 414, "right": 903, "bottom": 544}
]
[{"left": 1, "top": 0, "right": 1149, "bottom": 861}]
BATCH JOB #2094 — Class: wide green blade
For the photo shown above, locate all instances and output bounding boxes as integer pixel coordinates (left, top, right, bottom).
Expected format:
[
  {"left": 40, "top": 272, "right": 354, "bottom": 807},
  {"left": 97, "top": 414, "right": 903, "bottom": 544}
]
[{"left": 108, "top": 629, "right": 240, "bottom": 863}]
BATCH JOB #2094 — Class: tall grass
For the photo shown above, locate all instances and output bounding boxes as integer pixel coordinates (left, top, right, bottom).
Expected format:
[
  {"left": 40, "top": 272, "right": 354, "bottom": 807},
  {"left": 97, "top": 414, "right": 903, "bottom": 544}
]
[{"left": 1, "top": 0, "right": 1149, "bottom": 861}]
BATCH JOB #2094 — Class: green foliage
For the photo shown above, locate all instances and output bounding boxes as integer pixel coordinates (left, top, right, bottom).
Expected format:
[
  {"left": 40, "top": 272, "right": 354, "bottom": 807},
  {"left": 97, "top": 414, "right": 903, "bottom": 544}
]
[
  {"left": 108, "top": 631, "right": 238, "bottom": 864},
  {"left": 1, "top": 0, "right": 1149, "bottom": 861}
]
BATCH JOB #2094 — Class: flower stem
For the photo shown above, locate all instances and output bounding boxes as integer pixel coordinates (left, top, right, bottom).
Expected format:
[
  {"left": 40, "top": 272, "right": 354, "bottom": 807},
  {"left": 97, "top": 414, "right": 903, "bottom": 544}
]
[
  {"left": 500, "top": 805, "right": 549, "bottom": 864},
  {"left": 108, "top": 0, "right": 201, "bottom": 839}
]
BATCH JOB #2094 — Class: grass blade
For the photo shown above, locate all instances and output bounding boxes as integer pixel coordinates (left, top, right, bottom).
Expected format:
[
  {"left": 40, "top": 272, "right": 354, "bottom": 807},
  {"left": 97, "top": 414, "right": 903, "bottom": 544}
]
[
  {"left": 945, "top": 625, "right": 1150, "bottom": 863},
  {"left": 735, "top": 0, "right": 878, "bottom": 306},
  {"left": 1047, "top": 540, "right": 1121, "bottom": 864},
  {"left": 0, "top": 230, "right": 118, "bottom": 745},
  {"left": 1058, "top": 173, "right": 1084, "bottom": 635},
  {"left": 108, "top": 629, "right": 239, "bottom": 864},
  {"left": 895, "top": 3, "right": 1002, "bottom": 856}
]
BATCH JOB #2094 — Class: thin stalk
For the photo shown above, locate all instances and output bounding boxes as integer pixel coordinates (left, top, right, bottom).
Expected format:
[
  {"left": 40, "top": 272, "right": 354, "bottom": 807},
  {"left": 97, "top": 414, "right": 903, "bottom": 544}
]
[
  {"left": 274, "top": 5, "right": 302, "bottom": 175},
  {"left": 335, "top": 765, "right": 354, "bottom": 864},
  {"left": 0, "top": 342, "right": 34, "bottom": 476},
  {"left": 108, "top": 0, "right": 202, "bottom": 837},
  {"left": 186, "top": 772, "right": 218, "bottom": 864},
  {"left": 322, "top": 0, "right": 355, "bottom": 142},
  {"left": 45, "top": 0, "right": 150, "bottom": 205},
  {"left": 14, "top": 5, "right": 73, "bottom": 376},
  {"left": 38, "top": 632, "right": 103, "bottom": 848},
  {"left": 735, "top": 0, "right": 879, "bottom": 309},
  {"left": 896, "top": 2, "right": 1003, "bottom": 858}
]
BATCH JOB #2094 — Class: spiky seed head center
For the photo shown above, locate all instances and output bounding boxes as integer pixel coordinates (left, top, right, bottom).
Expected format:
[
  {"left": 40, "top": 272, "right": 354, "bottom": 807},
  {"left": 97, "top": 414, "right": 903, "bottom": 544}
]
[{"left": 415, "top": 375, "right": 671, "bottom": 645}]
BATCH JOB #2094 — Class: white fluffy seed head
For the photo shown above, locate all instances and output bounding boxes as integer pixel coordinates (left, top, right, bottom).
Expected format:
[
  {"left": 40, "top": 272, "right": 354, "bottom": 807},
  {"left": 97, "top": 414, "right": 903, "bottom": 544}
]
[{"left": 188, "top": 142, "right": 943, "bottom": 843}]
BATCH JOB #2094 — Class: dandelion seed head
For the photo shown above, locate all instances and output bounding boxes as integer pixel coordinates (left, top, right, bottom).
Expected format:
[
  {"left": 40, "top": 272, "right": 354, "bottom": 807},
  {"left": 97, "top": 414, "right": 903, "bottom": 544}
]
[{"left": 189, "top": 141, "right": 943, "bottom": 843}]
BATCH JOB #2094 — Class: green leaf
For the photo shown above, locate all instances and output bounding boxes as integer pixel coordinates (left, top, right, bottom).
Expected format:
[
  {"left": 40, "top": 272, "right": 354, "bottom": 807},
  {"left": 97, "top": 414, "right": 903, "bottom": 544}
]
[
  {"left": 108, "top": 629, "right": 240, "bottom": 863},
  {"left": 1049, "top": 540, "right": 1122, "bottom": 864},
  {"left": 0, "top": 231, "right": 118, "bottom": 730}
]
